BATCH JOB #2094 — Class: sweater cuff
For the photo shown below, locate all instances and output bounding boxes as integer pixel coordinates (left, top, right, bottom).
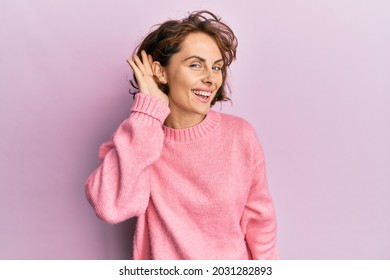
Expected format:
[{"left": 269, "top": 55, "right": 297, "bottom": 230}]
[{"left": 131, "top": 93, "right": 170, "bottom": 124}]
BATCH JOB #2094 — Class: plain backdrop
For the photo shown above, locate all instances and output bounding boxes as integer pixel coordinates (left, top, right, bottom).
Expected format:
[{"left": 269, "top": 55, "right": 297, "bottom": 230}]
[{"left": 1, "top": 0, "right": 389, "bottom": 259}]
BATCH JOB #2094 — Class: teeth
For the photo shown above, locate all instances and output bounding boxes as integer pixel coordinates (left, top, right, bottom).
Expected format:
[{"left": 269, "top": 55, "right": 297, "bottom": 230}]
[{"left": 192, "top": 90, "right": 211, "bottom": 97}]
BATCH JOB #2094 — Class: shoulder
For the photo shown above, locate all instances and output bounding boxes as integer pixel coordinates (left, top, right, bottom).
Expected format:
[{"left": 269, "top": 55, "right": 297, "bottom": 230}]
[
  {"left": 214, "top": 111, "right": 265, "bottom": 163},
  {"left": 217, "top": 111, "right": 258, "bottom": 137}
]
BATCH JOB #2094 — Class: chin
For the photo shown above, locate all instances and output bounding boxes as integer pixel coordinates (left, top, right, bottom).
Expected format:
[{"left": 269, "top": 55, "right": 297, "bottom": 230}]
[
  {"left": 198, "top": 110, "right": 210, "bottom": 117},
  {"left": 193, "top": 103, "right": 211, "bottom": 115}
]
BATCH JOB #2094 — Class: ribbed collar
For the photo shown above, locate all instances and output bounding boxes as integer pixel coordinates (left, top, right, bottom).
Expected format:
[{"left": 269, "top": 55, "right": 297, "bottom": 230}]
[{"left": 163, "top": 110, "right": 221, "bottom": 142}]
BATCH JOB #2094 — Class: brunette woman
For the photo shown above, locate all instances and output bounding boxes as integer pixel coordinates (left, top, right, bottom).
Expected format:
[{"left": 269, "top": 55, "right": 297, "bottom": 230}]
[{"left": 85, "top": 10, "right": 278, "bottom": 260}]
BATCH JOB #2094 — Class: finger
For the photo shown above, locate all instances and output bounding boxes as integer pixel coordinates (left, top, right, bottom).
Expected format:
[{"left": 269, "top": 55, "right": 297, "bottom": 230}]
[
  {"left": 127, "top": 59, "right": 139, "bottom": 73},
  {"left": 133, "top": 53, "right": 147, "bottom": 74},
  {"left": 141, "top": 50, "right": 153, "bottom": 75},
  {"left": 128, "top": 59, "right": 148, "bottom": 91},
  {"left": 127, "top": 59, "right": 144, "bottom": 81},
  {"left": 148, "top": 54, "right": 153, "bottom": 67},
  {"left": 127, "top": 59, "right": 135, "bottom": 69}
]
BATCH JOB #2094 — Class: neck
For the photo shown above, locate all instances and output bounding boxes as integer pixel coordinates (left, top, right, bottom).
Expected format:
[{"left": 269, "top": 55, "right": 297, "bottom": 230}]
[
  {"left": 162, "top": 110, "right": 221, "bottom": 142},
  {"left": 164, "top": 112, "right": 206, "bottom": 129}
]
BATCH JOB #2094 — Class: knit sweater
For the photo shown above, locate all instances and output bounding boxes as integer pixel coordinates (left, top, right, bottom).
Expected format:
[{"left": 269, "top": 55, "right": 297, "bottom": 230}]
[{"left": 85, "top": 93, "right": 278, "bottom": 260}]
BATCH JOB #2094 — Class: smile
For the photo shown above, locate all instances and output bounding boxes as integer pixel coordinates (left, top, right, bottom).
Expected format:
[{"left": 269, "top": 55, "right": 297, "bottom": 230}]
[{"left": 192, "top": 90, "right": 211, "bottom": 97}]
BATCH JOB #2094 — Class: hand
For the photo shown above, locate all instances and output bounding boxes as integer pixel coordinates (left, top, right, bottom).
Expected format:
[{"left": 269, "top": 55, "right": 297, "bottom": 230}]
[{"left": 127, "top": 50, "right": 169, "bottom": 106}]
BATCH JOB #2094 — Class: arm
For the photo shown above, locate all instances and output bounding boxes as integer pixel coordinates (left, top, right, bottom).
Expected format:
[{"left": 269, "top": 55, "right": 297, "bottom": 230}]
[
  {"left": 240, "top": 136, "right": 279, "bottom": 259},
  {"left": 86, "top": 50, "right": 170, "bottom": 224},
  {"left": 85, "top": 93, "right": 170, "bottom": 224}
]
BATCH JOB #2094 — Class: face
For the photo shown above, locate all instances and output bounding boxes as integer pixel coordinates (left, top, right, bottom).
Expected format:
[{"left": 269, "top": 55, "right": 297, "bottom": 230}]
[{"left": 158, "top": 32, "right": 223, "bottom": 128}]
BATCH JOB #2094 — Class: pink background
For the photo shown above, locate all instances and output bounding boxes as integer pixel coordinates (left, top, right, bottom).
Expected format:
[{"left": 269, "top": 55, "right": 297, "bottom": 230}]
[{"left": 1, "top": 0, "right": 389, "bottom": 259}]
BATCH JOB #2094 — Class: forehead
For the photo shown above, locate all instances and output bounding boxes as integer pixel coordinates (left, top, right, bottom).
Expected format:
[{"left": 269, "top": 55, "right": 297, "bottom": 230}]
[{"left": 178, "top": 32, "right": 222, "bottom": 59}]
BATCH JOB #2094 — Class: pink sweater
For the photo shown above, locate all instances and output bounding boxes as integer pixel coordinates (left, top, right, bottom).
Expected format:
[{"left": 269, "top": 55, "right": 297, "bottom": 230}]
[{"left": 85, "top": 93, "right": 278, "bottom": 260}]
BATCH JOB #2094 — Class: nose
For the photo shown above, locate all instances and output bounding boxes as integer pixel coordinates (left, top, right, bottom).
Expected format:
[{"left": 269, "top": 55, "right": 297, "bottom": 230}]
[{"left": 201, "top": 67, "right": 216, "bottom": 86}]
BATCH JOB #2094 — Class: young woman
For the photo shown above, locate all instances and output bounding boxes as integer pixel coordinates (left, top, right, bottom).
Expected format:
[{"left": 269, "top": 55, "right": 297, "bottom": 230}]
[{"left": 85, "top": 10, "right": 278, "bottom": 260}]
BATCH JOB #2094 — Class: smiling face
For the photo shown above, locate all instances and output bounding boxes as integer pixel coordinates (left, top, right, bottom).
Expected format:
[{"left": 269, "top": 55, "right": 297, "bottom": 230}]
[{"left": 156, "top": 32, "right": 224, "bottom": 128}]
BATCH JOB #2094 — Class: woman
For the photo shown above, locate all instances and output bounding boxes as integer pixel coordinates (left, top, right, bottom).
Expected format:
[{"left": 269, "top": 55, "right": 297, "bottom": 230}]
[{"left": 85, "top": 10, "right": 278, "bottom": 260}]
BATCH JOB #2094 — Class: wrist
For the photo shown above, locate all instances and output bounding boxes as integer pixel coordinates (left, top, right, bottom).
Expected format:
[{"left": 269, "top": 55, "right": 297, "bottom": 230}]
[{"left": 131, "top": 93, "right": 170, "bottom": 122}]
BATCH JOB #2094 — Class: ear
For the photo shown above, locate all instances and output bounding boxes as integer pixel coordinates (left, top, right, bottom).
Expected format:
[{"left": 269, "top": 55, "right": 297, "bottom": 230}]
[{"left": 152, "top": 61, "right": 168, "bottom": 85}]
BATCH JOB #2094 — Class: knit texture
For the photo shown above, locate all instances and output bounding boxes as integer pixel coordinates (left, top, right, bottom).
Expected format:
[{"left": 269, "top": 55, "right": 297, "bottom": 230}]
[{"left": 85, "top": 93, "right": 278, "bottom": 260}]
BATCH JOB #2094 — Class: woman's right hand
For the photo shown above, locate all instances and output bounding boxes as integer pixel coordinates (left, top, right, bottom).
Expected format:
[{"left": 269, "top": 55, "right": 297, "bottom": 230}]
[{"left": 127, "top": 50, "right": 169, "bottom": 106}]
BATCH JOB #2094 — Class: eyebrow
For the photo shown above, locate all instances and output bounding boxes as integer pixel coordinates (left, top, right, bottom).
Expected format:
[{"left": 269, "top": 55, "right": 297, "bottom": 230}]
[{"left": 183, "top": 55, "right": 224, "bottom": 64}]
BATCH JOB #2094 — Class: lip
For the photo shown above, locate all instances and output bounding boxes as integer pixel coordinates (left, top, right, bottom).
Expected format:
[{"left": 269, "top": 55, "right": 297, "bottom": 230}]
[{"left": 192, "top": 89, "right": 213, "bottom": 103}]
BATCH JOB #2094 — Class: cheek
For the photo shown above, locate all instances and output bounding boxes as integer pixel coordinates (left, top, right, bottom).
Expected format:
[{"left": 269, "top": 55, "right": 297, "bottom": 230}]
[
  {"left": 216, "top": 75, "right": 223, "bottom": 89},
  {"left": 169, "top": 70, "right": 195, "bottom": 88}
]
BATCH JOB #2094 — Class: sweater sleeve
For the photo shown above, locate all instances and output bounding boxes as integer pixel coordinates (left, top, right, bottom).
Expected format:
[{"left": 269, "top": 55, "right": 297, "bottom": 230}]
[
  {"left": 85, "top": 93, "right": 170, "bottom": 224},
  {"left": 240, "top": 136, "right": 279, "bottom": 259}
]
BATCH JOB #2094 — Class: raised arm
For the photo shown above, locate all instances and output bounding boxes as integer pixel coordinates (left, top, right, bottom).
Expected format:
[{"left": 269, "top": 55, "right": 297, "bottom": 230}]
[
  {"left": 85, "top": 93, "right": 169, "bottom": 224},
  {"left": 85, "top": 51, "right": 170, "bottom": 224}
]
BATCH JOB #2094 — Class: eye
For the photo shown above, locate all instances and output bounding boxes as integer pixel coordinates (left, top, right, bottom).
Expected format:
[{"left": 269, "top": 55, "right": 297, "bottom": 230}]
[
  {"left": 189, "top": 63, "right": 202, "bottom": 69},
  {"left": 212, "top": 65, "right": 223, "bottom": 72}
]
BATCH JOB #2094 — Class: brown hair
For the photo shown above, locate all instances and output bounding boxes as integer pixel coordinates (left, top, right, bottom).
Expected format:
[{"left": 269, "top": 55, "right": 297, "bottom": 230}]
[{"left": 130, "top": 10, "right": 238, "bottom": 106}]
